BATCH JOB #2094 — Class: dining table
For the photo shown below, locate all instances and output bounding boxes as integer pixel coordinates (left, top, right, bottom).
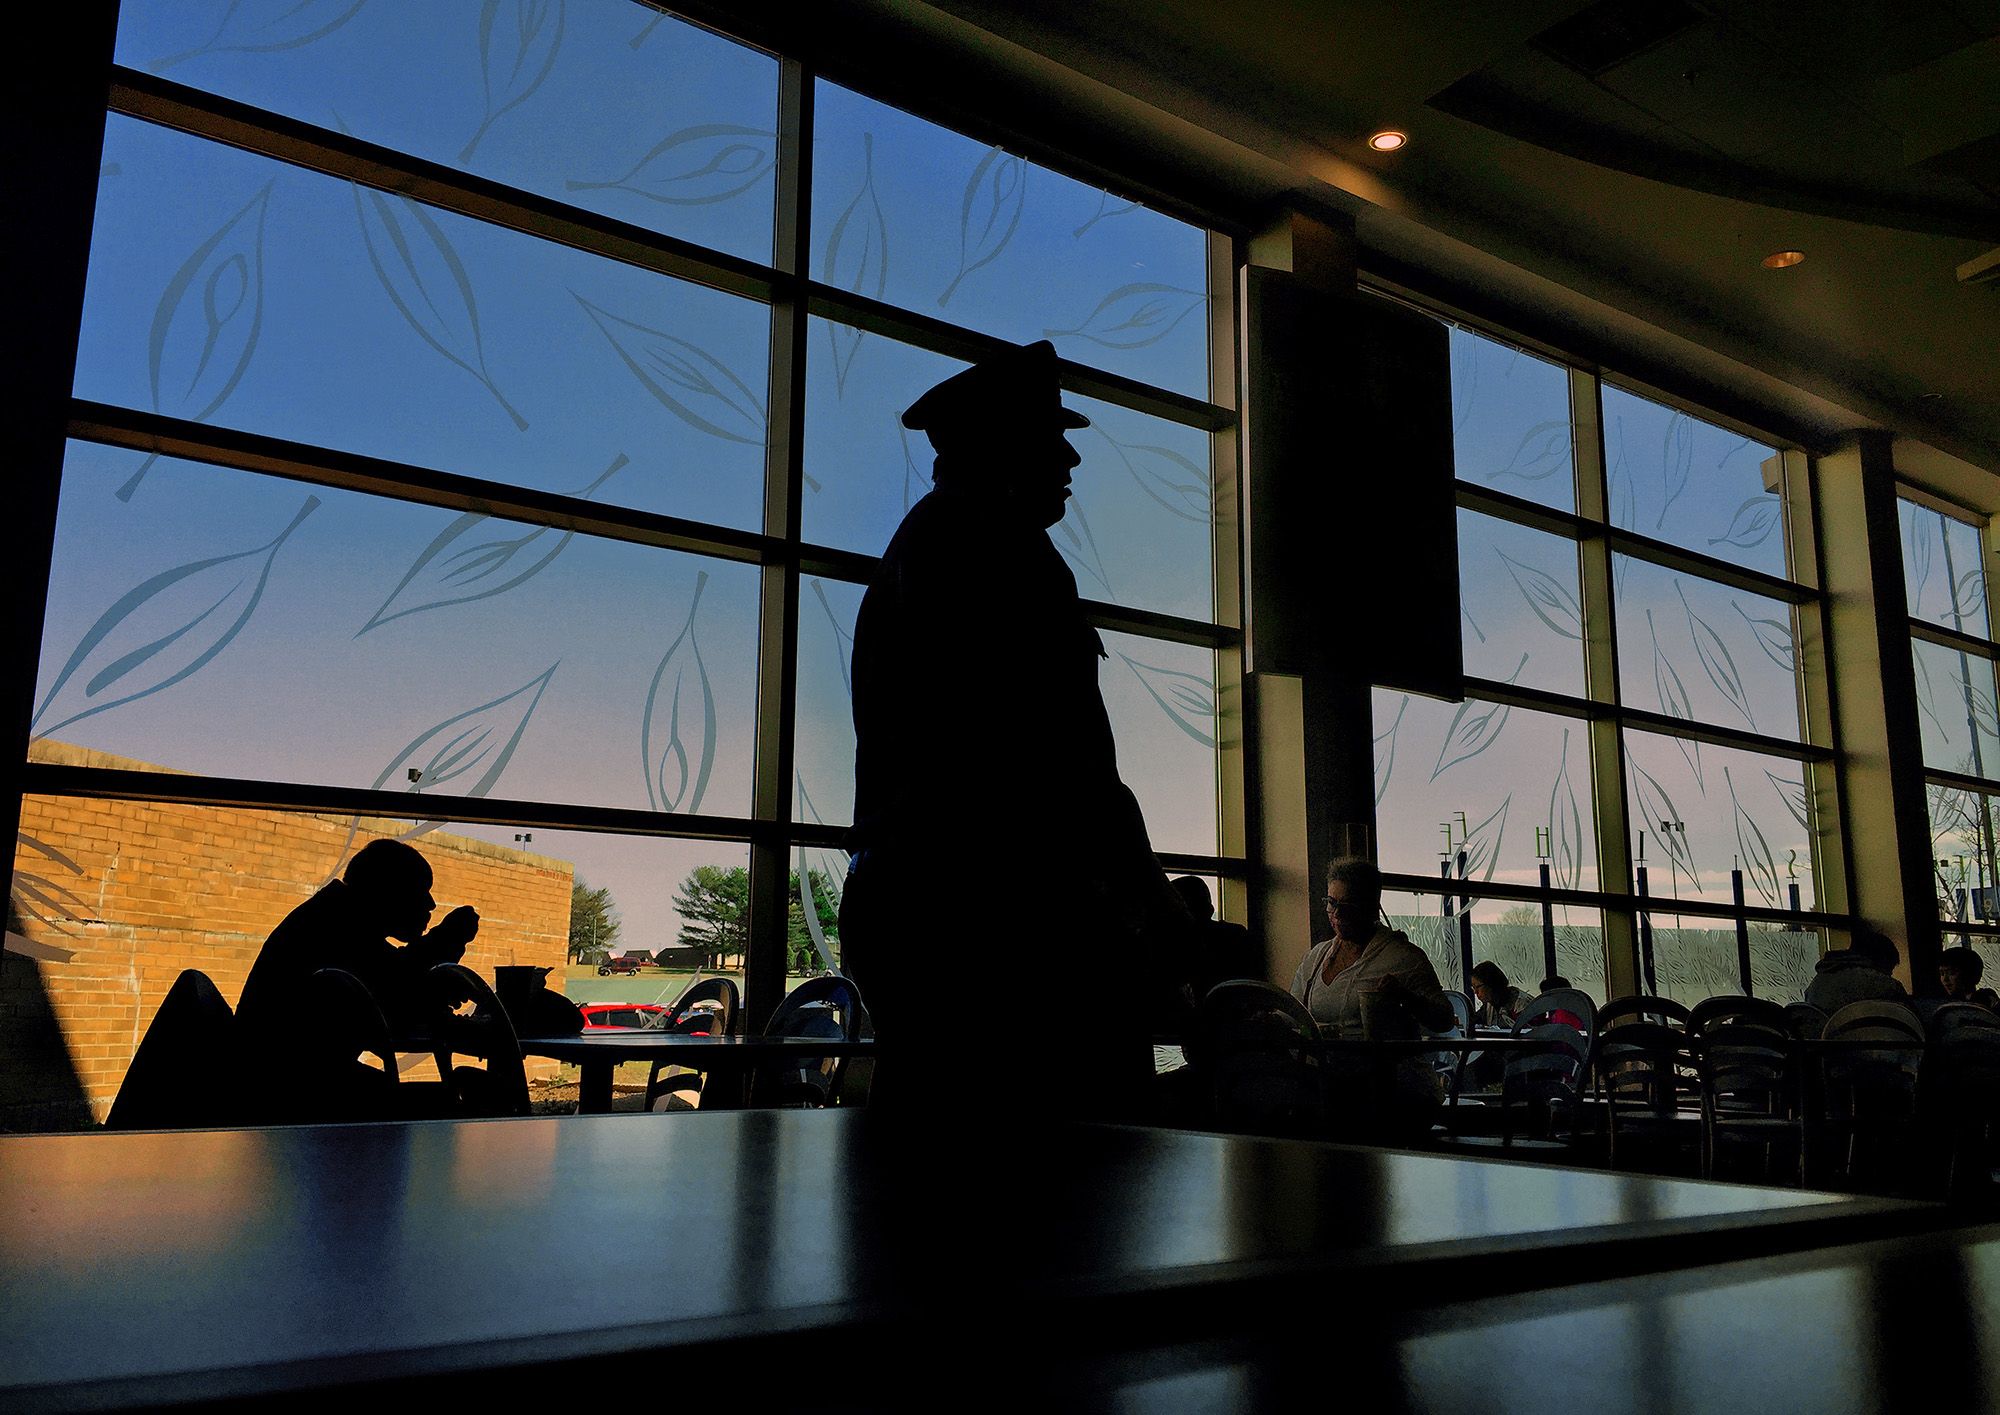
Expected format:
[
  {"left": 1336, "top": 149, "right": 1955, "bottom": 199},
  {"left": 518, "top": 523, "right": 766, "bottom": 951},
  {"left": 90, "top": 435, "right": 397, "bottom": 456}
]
[{"left": 517, "top": 1030, "right": 878, "bottom": 1113}]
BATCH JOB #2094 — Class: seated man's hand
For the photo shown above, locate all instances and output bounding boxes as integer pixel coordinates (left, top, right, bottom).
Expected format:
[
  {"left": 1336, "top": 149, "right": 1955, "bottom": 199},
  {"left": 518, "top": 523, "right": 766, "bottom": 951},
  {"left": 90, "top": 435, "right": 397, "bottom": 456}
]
[{"left": 426, "top": 904, "right": 479, "bottom": 959}]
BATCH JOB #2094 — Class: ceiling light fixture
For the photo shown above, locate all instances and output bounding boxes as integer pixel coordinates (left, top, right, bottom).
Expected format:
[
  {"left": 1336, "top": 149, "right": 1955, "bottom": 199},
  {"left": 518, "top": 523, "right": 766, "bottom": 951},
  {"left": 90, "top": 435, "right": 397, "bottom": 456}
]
[
  {"left": 1763, "top": 250, "right": 1805, "bottom": 269},
  {"left": 1368, "top": 129, "right": 1407, "bottom": 152}
]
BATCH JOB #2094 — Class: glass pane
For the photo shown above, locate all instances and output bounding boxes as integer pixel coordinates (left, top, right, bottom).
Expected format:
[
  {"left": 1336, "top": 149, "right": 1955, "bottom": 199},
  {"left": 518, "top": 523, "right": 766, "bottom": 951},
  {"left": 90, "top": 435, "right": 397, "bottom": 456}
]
[
  {"left": 1911, "top": 638, "right": 2000, "bottom": 776},
  {"left": 6, "top": 793, "right": 753, "bottom": 1128},
  {"left": 1457, "top": 510, "right": 1586, "bottom": 697},
  {"left": 1100, "top": 632, "right": 1219, "bottom": 856},
  {"left": 1603, "top": 385, "right": 1786, "bottom": 578},
  {"left": 1381, "top": 889, "right": 1607, "bottom": 1003},
  {"left": 1641, "top": 912, "right": 1821, "bottom": 1007},
  {"left": 1623, "top": 728, "right": 1817, "bottom": 911},
  {"left": 1927, "top": 782, "right": 2000, "bottom": 924},
  {"left": 34, "top": 444, "right": 761, "bottom": 816},
  {"left": 114, "top": 0, "right": 778, "bottom": 263},
  {"left": 1373, "top": 690, "right": 1598, "bottom": 891},
  {"left": 76, "top": 118, "right": 769, "bottom": 528},
  {"left": 1899, "top": 498, "right": 1989, "bottom": 637},
  {"left": 811, "top": 82, "right": 1210, "bottom": 399},
  {"left": 1615, "top": 557, "right": 1800, "bottom": 740},
  {"left": 803, "top": 319, "right": 1214, "bottom": 621},
  {"left": 794, "top": 574, "right": 864, "bottom": 831},
  {"left": 1448, "top": 326, "right": 1574, "bottom": 513}
]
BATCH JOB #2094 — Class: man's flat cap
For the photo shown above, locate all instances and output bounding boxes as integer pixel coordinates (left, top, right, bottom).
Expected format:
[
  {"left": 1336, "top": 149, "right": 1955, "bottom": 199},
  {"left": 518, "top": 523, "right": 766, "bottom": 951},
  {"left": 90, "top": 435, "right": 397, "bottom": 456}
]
[{"left": 901, "top": 338, "right": 1089, "bottom": 437}]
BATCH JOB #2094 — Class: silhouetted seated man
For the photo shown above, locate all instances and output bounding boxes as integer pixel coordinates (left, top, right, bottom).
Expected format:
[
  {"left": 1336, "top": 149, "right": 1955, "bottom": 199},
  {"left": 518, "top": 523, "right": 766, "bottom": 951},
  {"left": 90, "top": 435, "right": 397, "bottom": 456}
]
[
  {"left": 237, "top": 839, "right": 479, "bottom": 1115},
  {"left": 841, "top": 339, "right": 1187, "bottom": 1120},
  {"left": 1804, "top": 929, "right": 1906, "bottom": 1013},
  {"left": 1170, "top": 875, "right": 1258, "bottom": 1002}
]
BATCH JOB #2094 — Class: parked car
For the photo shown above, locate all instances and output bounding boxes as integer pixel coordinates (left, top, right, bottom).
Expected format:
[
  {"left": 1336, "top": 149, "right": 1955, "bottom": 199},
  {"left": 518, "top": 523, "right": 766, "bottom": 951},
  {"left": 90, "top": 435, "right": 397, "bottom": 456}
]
[
  {"left": 597, "top": 955, "right": 644, "bottom": 976},
  {"left": 579, "top": 1004, "right": 671, "bottom": 1030}
]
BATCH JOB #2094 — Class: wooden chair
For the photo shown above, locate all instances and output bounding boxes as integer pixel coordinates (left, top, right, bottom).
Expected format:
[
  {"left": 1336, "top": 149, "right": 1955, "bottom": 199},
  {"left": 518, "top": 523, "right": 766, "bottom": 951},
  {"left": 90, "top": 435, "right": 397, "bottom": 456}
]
[
  {"left": 1784, "top": 1002, "right": 1830, "bottom": 1039},
  {"left": 751, "top": 975, "right": 868, "bottom": 1107},
  {"left": 1599, "top": 994, "right": 1693, "bottom": 1031},
  {"left": 1595, "top": 1021, "right": 1701, "bottom": 1172},
  {"left": 1696, "top": 1009, "right": 1805, "bottom": 1183},
  {"left": 1819, "top": 1000, "right": 1925, "bottom": 1189},
  {"left": 646, "top": 976, "right": 742, "bottom": 1111}
]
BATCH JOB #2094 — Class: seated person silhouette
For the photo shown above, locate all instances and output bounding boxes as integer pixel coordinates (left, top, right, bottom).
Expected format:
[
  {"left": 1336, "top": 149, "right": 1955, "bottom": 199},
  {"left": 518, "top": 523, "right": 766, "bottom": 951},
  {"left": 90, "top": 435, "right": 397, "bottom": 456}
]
[
  {"left": 839, "top": 339, "right": 1188, "bottom": 1121},
  {"left": 237, "top": 839, "right": 480, "bottom": 1116},
  {"left": 1170, "top": 874, "right": 1258, "bottom": 1001}
]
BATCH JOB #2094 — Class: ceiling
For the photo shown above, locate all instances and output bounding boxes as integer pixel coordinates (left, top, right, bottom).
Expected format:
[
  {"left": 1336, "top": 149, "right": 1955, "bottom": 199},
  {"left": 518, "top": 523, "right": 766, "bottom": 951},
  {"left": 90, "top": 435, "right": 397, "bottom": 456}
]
[{"left": 889, "top": 0, "right": 2000, "bottom": 476}]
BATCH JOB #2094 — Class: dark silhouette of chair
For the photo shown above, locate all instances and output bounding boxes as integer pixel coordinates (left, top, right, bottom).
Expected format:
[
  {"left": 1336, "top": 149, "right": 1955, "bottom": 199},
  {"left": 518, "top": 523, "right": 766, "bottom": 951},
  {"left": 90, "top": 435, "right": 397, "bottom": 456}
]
[
  {"left": 1595, "top": 1021, "right": 1701, "bottom": 1171},
  {"left": 291, "top": 966, "right": 401, "bottom": 1124},
  {"left": 752, "top": 975, "right": 868, "bottom": 1107},
  {"left": 1196, "top": 981, "right": 1324, "bottom": 1137},
  {"left": 1695, "top": 1005, "right": 1804, "bottom": 1183},
  {"left": 1784, "top": 1002, "right": 1830, "bottom": 1039},
  {"left": 107, "top": 970, "right": 242, "bottom": 1130},
  {"left": 646, "top": 976, "right": 742, "bottom": 1111},
  {"left": 1819, "top": 999, "right": 1925, "bottom": 1188},
  {"left": 1490, "top": 989, "right": 1598, "bottom": 1147},
  {"left": 1434, "top": 990, "right": 1475, "bottom": 1104},
  {"left": 1928, "top": 1003, "right": 2000, "bottom": 1042},
  {"left": 1599, "top": 994, "right": 1692, "bottom": 1031},
  {"left": 1929, "top": 1021, "right": 2000, "bottom": 1199},
  {"left": 422, "top": 964, "right": 530, "bottom": 1117}
]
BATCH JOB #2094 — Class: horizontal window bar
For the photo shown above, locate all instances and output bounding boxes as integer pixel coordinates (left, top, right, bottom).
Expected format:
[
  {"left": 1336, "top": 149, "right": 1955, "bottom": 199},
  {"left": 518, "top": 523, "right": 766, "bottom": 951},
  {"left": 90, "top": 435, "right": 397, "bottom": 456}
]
[
  {"left": 1456, "top": 484, "right": 1815, "bottom": 606},
  {"left": 1456, "top": 676, "right": 1830, "bottom": 762},
  {"left": 1910, "top": 618, "right": 1998, "bottom": 661},
  {"left": 68, "top": 403, "right": 776, "bottom": 567},
  {"left": 1924, "top": 766, "right": 2000, "bottom": 798},
  {"left": 1381, "top": 870, "right": 1847, "bottom": 931},
  {"left": 22, "top": 764, "right": 762, "bottom": 843},
  {"left": 110, "top": 69, "right": 779, "bottom": 304}
]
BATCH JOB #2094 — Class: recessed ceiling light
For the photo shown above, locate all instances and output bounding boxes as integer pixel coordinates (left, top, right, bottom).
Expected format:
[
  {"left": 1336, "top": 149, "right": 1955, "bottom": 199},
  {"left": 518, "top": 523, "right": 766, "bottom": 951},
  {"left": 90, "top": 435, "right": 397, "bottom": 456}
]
[
  {"left": 1368, "top": 130, "right": 1408, "bottom": 152},
  {"left": 1763, "top": 250, "right": 1805, "bottom": 269}
]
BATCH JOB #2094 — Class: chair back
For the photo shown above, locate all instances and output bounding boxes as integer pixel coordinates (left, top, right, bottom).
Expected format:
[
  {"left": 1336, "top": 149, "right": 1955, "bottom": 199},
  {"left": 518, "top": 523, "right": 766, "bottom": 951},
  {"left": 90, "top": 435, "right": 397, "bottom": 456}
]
[
  {"left": 1690, "top": 994, "right": 1792, "bottom": 1036},
  {"left": 668, "top": 975, "right": 740, "bottom": 1036},
  {"left": 1600, "top": 994, "right": 1692, "bottom": 1031},
  {"left": 756, "top": 975, "right": 866, "bottom": 1106},
  {"left": 1698, "top": 1012, "right": 1799, "bottom": 1123},
  {"left": 427, "top": 964, "right": 530, "bottom": 1117},
  {"left": 1821, "top": 999, "right": 1924, "bottom": 1104},
  {"left": 107, "top": 970, "right": 240, "bottom": 1130},
  {"left": 1197, "top": 981, "right": 1323, "bottom": 1136},
  {"left": 1783, "top": 1003, "right": 1829, "bottom": 1039},
  {"left": 1597, "top": 1021, "right": 1700, "bottom": 1116},
  {"left": 290, "top": 967, "right": 400, "bottom": 1123},
  {"left": 1430, "top": 991, "right": 1475, "bottom": 1102},
  {"left": 1928, "top": 1002, "right": 2000, "bottom": 1043}
]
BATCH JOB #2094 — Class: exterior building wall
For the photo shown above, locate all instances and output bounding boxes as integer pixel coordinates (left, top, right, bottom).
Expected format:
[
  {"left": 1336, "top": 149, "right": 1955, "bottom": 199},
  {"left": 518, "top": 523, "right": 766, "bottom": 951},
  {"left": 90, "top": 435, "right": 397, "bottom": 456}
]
[{"left": 5, "top": 741, "right": 572, "bottom": 1127}]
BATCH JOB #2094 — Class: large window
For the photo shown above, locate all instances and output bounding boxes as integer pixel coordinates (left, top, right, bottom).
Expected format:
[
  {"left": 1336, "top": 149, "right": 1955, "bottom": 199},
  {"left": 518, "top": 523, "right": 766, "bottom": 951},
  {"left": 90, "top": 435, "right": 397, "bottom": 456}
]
[
  {"left": 10, "top": 1, "right": 1240, "bottom": 1126},
  {"left": 1372, "top": 319, "right": 1837, "bottom": 1005},
  {"left": 1902, "top": 492, "right": 2000, "bottom": 981}
]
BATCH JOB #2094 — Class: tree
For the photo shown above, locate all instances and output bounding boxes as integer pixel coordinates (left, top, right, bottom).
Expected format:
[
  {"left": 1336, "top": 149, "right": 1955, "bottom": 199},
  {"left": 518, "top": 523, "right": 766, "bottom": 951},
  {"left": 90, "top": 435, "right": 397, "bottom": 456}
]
[
  {"left": 568, "top": 877, "right": 621, "bottom": 964},
  {"left": 1496, "top": 904, "right": 1538, "bottom": 928},
  {"left": 669, "top": 865, "right": 842, "bottom": 973}
]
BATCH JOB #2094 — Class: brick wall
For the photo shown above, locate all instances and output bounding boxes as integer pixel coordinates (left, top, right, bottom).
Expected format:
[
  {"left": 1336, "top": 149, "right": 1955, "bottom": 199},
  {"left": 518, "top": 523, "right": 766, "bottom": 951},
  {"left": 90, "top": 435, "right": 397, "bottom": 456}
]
[{"left": 5, "top": 741, "right": 573, "bottom": 1127}]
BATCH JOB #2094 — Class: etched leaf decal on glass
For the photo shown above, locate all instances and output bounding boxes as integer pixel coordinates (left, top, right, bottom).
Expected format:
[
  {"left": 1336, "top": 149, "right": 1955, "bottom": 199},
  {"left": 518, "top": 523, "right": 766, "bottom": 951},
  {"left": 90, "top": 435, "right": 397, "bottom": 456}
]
[
  {"left": 1487, "top": 419, "right": 1571, "bottom": 485},
  {"left": 1461, "top": 795, "right": 1510, "bottom": 883},
  {"left": 574, "top": 294, "right": 765, "bottom": 445},
  {"left": 1119, "top": 653, "right": 1216, "bottom": 749},
  {"left": 1647, "top": 608, "right": 1703, "bottom": 789},
  {"left": 354, "top": 184, "right": 527, "bottom": 429},
  {"left": 1608, "top": 419, "right": 1636, "bottom": 535},
  {"left": 1093, "top": 429, "right": 1208, "bottom": 523},
  {"left": 1630, "top": 760, "right": 1701, "bottom": 891},
  {"left": 809, "top": 578, "right": 855, "bottom": 696},
  {"left": 150, "top": 0, "right": 368, "bottom": 71},
  {"left": 119, "top": 181, "right": 274, "bottom": 502},
  {"left": 1073, "top": 191, "right": 1138, "bottom": 238},
  {"left": 1658, "top": 412, "right": 1694, "bottom": 530},
  {"left": 1906, "top": 512, "right": 1936, "bottom": 608},
  {"left": 1497, "top": 550, "right": 1582, "bottom": 641},
  {"left": 1725, "top": 765, "right": 1781, "bottom": 907},
  {"left": 461, "top": 0, "right": 566, "bottom": 162},
  {"left": 643, "top": 572, "right": 717, "bottom": 815},
  {"left": 358, "top": 453, "right": 627, "bottom": 635},
  {"left": 1053, "top": 497, "right": 1114, "bottom": 600},
  {"left": 939, "top": 146, "right": 1024, "bottom": 306},
  {"left": 821, "top": 133, "right": 888, "bottom": 397},
  {"left": 1451, "top": 347, "right": 1477, "bottom": 434},
  {"left": 31, "top": 496, "right": 319, "bottom": 739},
  {"left": 1710, "top": 495, "right": 1779, "bottom": 551},
  {"left": 1374, "top": 694, "right": 1408, "bottom": 805},
  {"left": 11, "top": 833, "right": 88, "bottom": 944},
  {"left": 1733, "top": 601, "right": 1795, "bottom": 673},
  {"left": 568, "top": 123, "right": 775, "bottom": 207},
  {"left": 1766, "top": 770, "right": 1810, "bottom": 831},
  {"left": 1547, "top": 731, "right": 1584, "bottom": 890},
  {"left": 1045, "top": 284, "right": 1205, "bottom": 351},
  {"left": 1676, "top": 581, "right": 1756, "bottom": 731},
  {"left": 1431, "top": 658, "right": 1525, "bottom": 780}
]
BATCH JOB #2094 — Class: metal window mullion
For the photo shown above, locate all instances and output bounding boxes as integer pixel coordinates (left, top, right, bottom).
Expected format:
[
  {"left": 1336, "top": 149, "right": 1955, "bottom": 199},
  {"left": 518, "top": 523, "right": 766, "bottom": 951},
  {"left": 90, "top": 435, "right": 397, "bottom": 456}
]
[
  {"left": 1378, "top": 871, "right": 1849, "bottom": 930},
  {"left": 1909, "top": 619, "right": 2000, "bottom": 660},
  {"left": 1572, "top": 366, "right": 1639, "bottom": 995},
  {"left": 1788, "top": 447, "right": 1851, "bottom": 925},
  {"left": 1208, "top": 229, "right": 1249, "bottom": 919},
  {"left": 743, "top": 57, "right": 812, "bottom": 1032}
]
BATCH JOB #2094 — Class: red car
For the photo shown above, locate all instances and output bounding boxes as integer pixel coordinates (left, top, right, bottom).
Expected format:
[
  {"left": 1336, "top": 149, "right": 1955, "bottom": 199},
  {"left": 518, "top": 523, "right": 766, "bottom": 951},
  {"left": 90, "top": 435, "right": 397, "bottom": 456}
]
[
  {"left": 578, "top": 1004, "right": 670, "bottom": 1030},
  {"left": 596, "top": 956, "right": 644, "bottom": 976}
]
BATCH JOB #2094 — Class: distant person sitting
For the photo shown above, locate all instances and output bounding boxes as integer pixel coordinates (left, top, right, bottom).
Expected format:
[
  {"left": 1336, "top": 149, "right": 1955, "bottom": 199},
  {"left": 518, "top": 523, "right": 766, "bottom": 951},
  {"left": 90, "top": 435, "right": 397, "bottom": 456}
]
[
  {"left": 1170, "top": 875, "right": 1259, "bottom": 1000},
  {"left": 1469, "top": 960, "right": 1528, "bottom": 1028},
  {"left": 237, "top": 838, "right": 479, "bottom": 1038},
  {"left": 1938, "top": 946, "right": 1999, "bottom": 1010},
  {"left": 1803, "top": 930, "right": 1906, "bottom": 1013}
]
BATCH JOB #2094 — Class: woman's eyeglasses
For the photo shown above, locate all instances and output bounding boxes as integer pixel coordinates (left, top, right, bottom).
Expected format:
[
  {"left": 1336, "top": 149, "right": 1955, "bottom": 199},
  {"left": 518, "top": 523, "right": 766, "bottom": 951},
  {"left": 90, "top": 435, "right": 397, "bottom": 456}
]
[{"left": 1322, "top": 895, "right": 1373, "bottom": 912}]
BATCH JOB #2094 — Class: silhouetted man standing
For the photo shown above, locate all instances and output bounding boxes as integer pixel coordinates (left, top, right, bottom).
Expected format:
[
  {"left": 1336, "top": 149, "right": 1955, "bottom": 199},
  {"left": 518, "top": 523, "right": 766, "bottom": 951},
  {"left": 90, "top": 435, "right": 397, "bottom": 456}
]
[{"left": 841, "top": 340, "right": 1183, "bottom": 1118}]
